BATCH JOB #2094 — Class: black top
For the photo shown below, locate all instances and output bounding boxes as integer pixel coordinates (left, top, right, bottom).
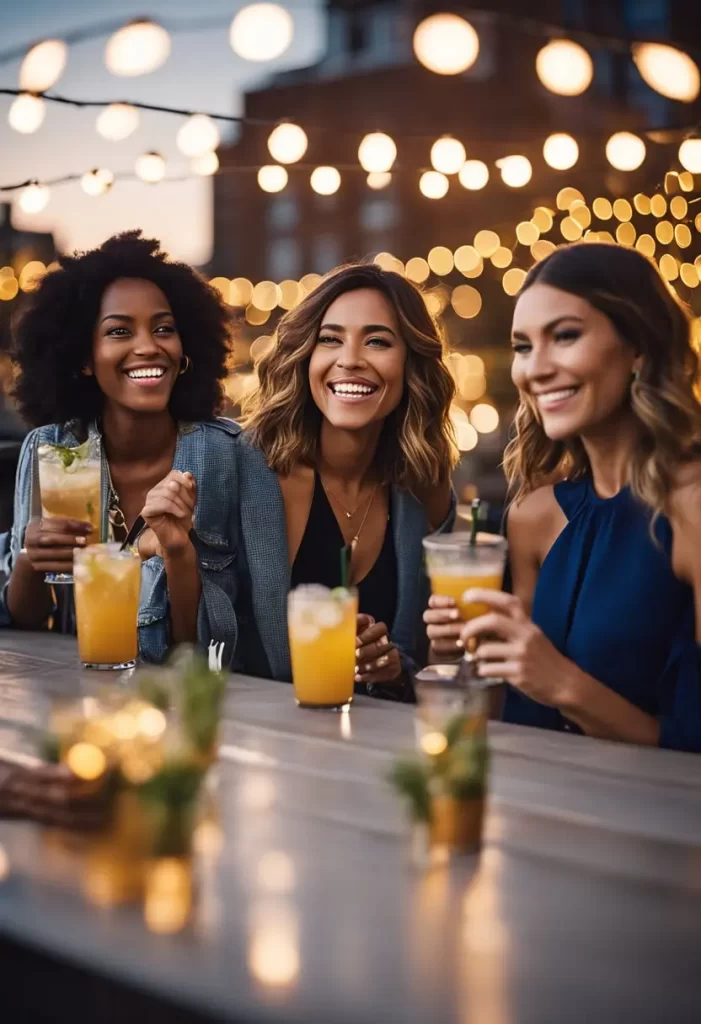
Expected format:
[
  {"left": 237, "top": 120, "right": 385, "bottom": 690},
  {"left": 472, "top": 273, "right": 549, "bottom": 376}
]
[{"left": 291, "top": 474, "right": 398, "bottom": 629}]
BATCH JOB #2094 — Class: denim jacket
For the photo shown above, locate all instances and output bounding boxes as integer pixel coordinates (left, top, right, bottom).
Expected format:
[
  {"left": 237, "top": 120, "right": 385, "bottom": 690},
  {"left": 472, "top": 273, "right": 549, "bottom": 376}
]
[
  {"left": 1, "top": 419, "right": 241, "bottom": 665},
  {"left": 234, "top": 433, "right": 456, "bottom": 700}
]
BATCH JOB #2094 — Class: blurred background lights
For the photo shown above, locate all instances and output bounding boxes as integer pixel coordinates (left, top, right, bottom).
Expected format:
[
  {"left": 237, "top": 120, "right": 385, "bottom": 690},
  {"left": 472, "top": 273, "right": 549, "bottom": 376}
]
[
  {"left": 427, "top": 246, "right": 454, "bottom": 275},
  {"left": 450, "top": 405, "right": 479, "bottom": 451},
  {"left": 454, "top": 245, "right": 480, "bottom": 274},
  {"left": 8, "top": 93, "right": 45, "bottom": 134},
  {"left": 267, "top": 123, "right": 307, "bottom": 164},
  {"left": 650, "top": 193, "right": 668, "bottom": 217},
  {"left": 543, "top": 133, "right": 579, "bottom": 170},
  {"left": 96, "top": 102, "right": 140, "bottom": 141},
  {"left": 366, "top": 172, "right": 392, "bottom": 190},
  {"left": 632, "top": 43, "right": 700, "bottom": 102},
  {"left": 659, "top": 254, "right": 679, "bottom": 281},
  {"left": 656, "top": 220, "right": 674, "bottom": 244},
  {"left": 470, "top": 403, "right": 499, "bottom": 433},
  {"left": 192, "top": 151, "right": 219, "bottom": 176},
  {"left": 252, "top": 281, "right": 281, "bottom": 310},
  {"left": 405, "top": 257, "right": 430, "bottom": 283},
  {"left": 18, "top": 261, "right": 46, "bottom": 292},
  {"left": 431, "top": 136, "right": 467, "bottom": 175},
  {"left": 176, "top": 114, "right": 220, "bottom": 158},
  {"left": 613, "top": 198, "right": 633, "bottom": 221},
  {"left": 230, "top": 3, "right": 294, "bottom": 62},
  {"left": 413, "top": 14, "right": 480, "bottom": 76},
  {"left": 81, "top": 168, "right": 114, "bottom": 196},
  {"left": 419, "top": 171, "right": 449, "bottom": 199},
  {"left": 230, "top": 278, "right": 254, "bottom": 306},
  {"left": 135, "top": 152, "right": 165, "bottom": 183},
  {"left": 670, "top": 195, "right": 688, "bottom": 219},
  {"left": 497, "top": 155, "right": 532, "bottom": 188},
  {"left": 502, "top": 267, "right": 527, "bottom": 296},
  {"left": 516, "top": 221, "right": 539, "bottom": 246},
  {"left": 679, "top": 138, "right": 701, "bottom": 173},
  {"left": 606, "top": 132, "right": 646, "bottom": 171},
  {"left": 451, "top": 284, "right": 482, "bottom": 319},
  {"left": 458, "top": 160, "right": 489, "bottom": 190},
  {"left": 19, "top": 183, "right": 50, "bottom": 214},
  {"left": 105, "top": 20, "right": 171, "bottom": 77},
  {"left": 532, "top": 207, "right": 554, "bottom": 232},
  {"left": 556, "top": 186, "right": 583, "bottom": 209},
  {"left": 257, "top": 165, "right": 288, "bottom": 193},
  {"left": 636, "top": 234, "right": 656, "bottom": 258},
  {"left": 20, "top": 39, "right": 67, "bottom": 92},
  {"left": 535, "top": 39, "right": 593, "bottom": 96},
  {"left": 474, "top": 230, "right": 500, "bottom": 258},
  {"left": 358, "top": 133, "right": 396, "bottom": 173},
  {"left": 676, "top": 224, "right": 692, "bottom": 248},
  {"left": 592, "top": 197, "right": 613, "bottom": 219},
  {"left": 491, "top": 247, "right": 513, "bottom": 269},
  {"left": 310, "top": 166, "right": 341, "bottom": 195}
]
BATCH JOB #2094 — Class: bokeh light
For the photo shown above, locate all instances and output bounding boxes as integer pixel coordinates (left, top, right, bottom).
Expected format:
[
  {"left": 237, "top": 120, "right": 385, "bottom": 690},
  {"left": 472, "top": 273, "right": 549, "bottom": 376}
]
[
  {"left": 81, "top": 168, "right": 114, "bottom": 196},
  {"left": 515, "top": 222, "right": 539, "bottom": 246},
  {"left": 230, "top": 278, "right": 254, "bottom": 306},
  {"left": 655, "top": 220, "right": 674, "bottom": 244},
  {"left": 606, "top": 132, "right": 646, "bottom": 171},
  {"left": 616, "top": 222, "right": 636, "bottom": 247},
  {"left": 560, "top": 217, "right": 583, "bottom": 241},
  {"left": 413, "top": 14, "right": 480, "bottom": 76},
  {"left": 633, "top": 193, "right": 651, "bottom": 215},
  {"left": 278, "top": 280, "right": 303, "bottom": 309},
  {"left": 450, "top": 405, "right": 479, "bottom": 451},
  {"left": 20, "top": 39, "right": 67, "bottom": 92},
  {"left": 592, "top": 197, "right": 613, "bottom": 220},
  {"left": 470, "top": 403, "right": 499, "bottom": 433},
  {"left": 367, "top": 172, "right": 392, "bottom": 190},
  {"left": 659, "top": 254, "right": 679, "bottom": 281},
  {"left": 96, "top": 102, "right": 139, "bottom": 141},
  {"left": 474, "top": 230, "right": 500, "bottom": 258},
  {"left": 176, "top": 114, "right": 220, "bottom": 158},
  {"left": 230, "top": 3, "right": 294, "bottom": 61},
  {"left": 419, "top": 171, "right": 449, "bottom": 199},
  {"left": 454, "top": 245, "right": 481, "bottom": 274},
  {"left": 532, "top": 207, "right": 554, "bottom": 232},
  {"left": 358, "top": 133, "right": 397, "bottom": 173},
  {"left": 679, "top": 139, "right": 701, "bottom": 173},
  {"left": 427, "top": 246, "right": 454, "bottom": 276},
  {"left": 491, "top": 247, "right": 513, "bottom": 268},
  {"left": 636, "top": 234, "right": 656, "bottom": 258},
  {"left": 458, "top": 160, "right": 489, "bottom": 190},
  {"left": 632, "top": 43, "right": 699, "bottom": 102},
  {"left": 451, "top": 285, "right": 482, "bottom": 318},
  {"left": 531, "top": 239, "right": 556, "bottom": 261},
  {"left": 502, "top": 267, "right": 527, "bottom": 295},
  {"left": 431, "top": 136, "right": 467, "bottom": 175},
  {"left": 258, "top": 165, "right": 288, "bottom": 193},
  {"left": 19, "top": 183, "right": 50, "bottom": 214},
  {"left": 543, "top": 133, "right": 579, "bottom": 170},
  {"left": 310, "top": 166, "right": 341, "bottom": 195},
  {"left": 680, "top": 263, "right": 699, "bottom": 288},
  {"left": 535, "top": 40, "right": 593, "bottom": 95},
  {"left": 675, "top": 224, "right": 692, "bottom": 248},
  {"left": 105, "top": 19, "right": 171, "bottom": 76},
  {"left": 613, "top": 198, "right": 633, "bottom": 222},
  {"left": 405, "top": 257, "right": 430, "bottom": 283},
  {"left": 135, "top": 152, "right": 165, "bottom": 184},
  {"left": 497, "top": 155, "right": 532, "bottom": 188},
  {"left": 252, "top": 281, "right": 281, "bottom": 310},
  {"left": 267, "top": 123, "right": 307, "bottom": 164},
  {"left": 192, "top": 152, "right": 220, "bottom": 176},
  {"left": 8, "top": 93, "right": 45, "bottom": 134},
  {"left": 670, "top": 195, "right": 688, "bottom": 219},
  {"left": 650, "top": 193, "right": 667, "bottom": 217}
]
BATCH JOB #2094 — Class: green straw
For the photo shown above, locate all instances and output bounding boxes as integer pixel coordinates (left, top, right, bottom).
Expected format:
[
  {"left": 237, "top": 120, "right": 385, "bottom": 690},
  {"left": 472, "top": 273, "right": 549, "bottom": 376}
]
[
  {"left": 469, "top": 498, "right": 480, "bottom": 547},
  {"left": 340, "top": 544, "right": 351, "bottom": 589}
]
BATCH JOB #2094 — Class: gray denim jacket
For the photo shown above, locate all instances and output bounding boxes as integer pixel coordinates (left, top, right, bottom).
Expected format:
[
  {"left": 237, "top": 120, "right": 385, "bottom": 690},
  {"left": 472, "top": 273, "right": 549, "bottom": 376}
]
[{"left": 1, "top": 418, "right": 240, "bottom": 665}]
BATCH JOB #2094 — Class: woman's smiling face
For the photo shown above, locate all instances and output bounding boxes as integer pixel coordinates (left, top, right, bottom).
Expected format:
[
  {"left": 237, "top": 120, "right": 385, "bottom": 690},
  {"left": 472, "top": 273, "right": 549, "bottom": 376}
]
[{"left": 308, "top": 287, "right": 407, "bottom": 431}]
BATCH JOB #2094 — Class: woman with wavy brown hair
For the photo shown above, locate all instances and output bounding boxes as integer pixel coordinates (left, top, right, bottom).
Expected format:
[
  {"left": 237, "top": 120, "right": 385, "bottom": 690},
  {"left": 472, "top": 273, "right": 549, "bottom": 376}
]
[
  {"left": 430, "top": 241, "right": 701, "bottom": 751},
  {"left": 235, "top": 261, "right": 457, "bottom": 700}
]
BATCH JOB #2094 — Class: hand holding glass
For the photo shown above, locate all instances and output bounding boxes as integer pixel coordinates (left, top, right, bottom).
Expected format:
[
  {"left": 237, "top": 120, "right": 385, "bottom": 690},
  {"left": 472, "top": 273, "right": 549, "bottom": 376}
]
[{"left": 37, "top": 439, "right": 102, "bottom": 584}]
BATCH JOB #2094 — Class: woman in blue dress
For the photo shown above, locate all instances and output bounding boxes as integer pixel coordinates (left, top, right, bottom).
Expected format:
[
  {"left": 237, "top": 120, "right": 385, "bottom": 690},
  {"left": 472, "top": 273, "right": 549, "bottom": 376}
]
[{"left": 433, "top": 242, "right": 701, "bottom": 751}]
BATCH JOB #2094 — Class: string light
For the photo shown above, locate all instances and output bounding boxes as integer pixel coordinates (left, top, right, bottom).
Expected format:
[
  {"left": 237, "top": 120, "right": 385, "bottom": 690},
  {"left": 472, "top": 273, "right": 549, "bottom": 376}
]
[
  {"left": 679, "top": 171, "right": 695, "bottom": 192},
  {"left": 606, "top": 132, "right": 646, "bottom": 171},
  {"left": 535, "top": 40, "right": 593, "bottom": 96},
  {"left": 96, "top": 102, "right": 140, "bottom": 141},
  {"left": 531, "top": 239, "right": 556, "bottom": 260},
  {"left": 632, "top": 43, "right": 700, "bottom": 103},
  {"left": 497, "top": 155, "right": 532, "bottom": 188},
  {"left": 231, "top": 278, "right": 254, "bottom": 306},
  {"left": 310, "top": 166, "right": 341, "bottom": 195},
  {"left": 427, "top": 246, "right": 454, "bottom": 276},
  {"left": 405, "top": 257, "right": 430, "bottom": 283},
  {"left": 454, "top": 245, "right": 480, "bottom": 274},
  {"left": 357, "top": 133, "right": 396, "bottom": 173},
  {"left": 516, "top": 221, "right": 539, "bottom": 246},
  {"left": 613, "top": 198, "right": 632, "bottom": 221},
  {"left": 636, "top": 234, "right": 656, "bottom": 258},
  {"left": 451, "top": 285, "right": 482, "bottom": 319},
  {"left": 19, "top": 183, "right": 50, "bottom": 213},
  {"left": 258, "top": 165, "right": 288, "bottom": 193},
  {"left": 532, "top": 207, "right": 554, "bottom": 232},
  {"left": 419, "top": 171, "right": 449, "bottom": 199},
  {"left": 19, "top": 39, "right": 67, "bottom": 92},
  {"left": 431, "top": 136, "right": 467, "bottom": 175},
  {"left": 633, "top": 194, "right": 651, "bottom": 215},
  {"left": 412, "top": 14, "right": 479, "bottom": 76},
  {"left": 450, "top": 406, "right": 479, "bottom": 452},
  {"left": 571, "top": 203, "right": 592, "bottom": 229},
  {"left": 502, "top": 268, "right": 527, "bottom": 296},
  {"left": 367, "top": 172, "right": 392, "bottom": 190},
  {"left": 670, "top": 195, "right": 688, "bottom": 219},
  {"left": 676, "top": 224, "right": 692, "bottom": 248},
  {"left": 679, "top": 139, "right": 701, "bottom": 173},
  {"left": 655, "top": 221, "right": 674, "bottom": 244},
  {"left": 616, "top": 222, "right": 636, "bottom": 246},
  {"left": 592, "top": 197, "right": 613, "bottom": 219},
  {"left": 192, "top": 152, "right": 219, "bottom": 176},
  {"left": 556, "top": 187, "right": 584, "bottom": 209},
  {"left": 650, "top": 194, "right": 667, "bottom": 217},
  {"left": 474, "top": 230, "right": 500, "bottom": 258},
  {"left": 560, "top": 217, "right": 583, "bottom": 241},
  {"left": 81, "top": 168, "right": 114, "bottom": 196},
  {"left": 543, "top": 133, "right": 579, "bottom": 170},
  {"left": 680, "top": 263, "right": 699, "bottom": 288},
  {"left": 458, "top": 160, "right": 489, "bottom": 190},
  {"left": 229, "top": 4, "right": 293, "bottom": 62},
  {"left": 278, "top": 280, "right": 303, "bottom": 309},
  {"left": 105, "top": 19, "right": 171, "bottom": 77},
  {"left": 470, "top": 403, "right": 499, "bottom": 433},
  {"left": 491, "top": 247, "right": 513, "bottom": 269},
  {"left": 659, "top": 254, "right": 679, "bottom": 281},
  {"left": 176, "top": 114, "right": 220, "bottom": 158},
  {"left": 8, "top": 93, "right": 45, "bottom": 134},
  {"left": 252, "top": 281, "right": 281, "bottom": 310},
  {"left": 135, "top": 152, "right": 165, "bottom": 184},
  {"left": 267, "top": 123, "right": 307, "bottom": 164}
]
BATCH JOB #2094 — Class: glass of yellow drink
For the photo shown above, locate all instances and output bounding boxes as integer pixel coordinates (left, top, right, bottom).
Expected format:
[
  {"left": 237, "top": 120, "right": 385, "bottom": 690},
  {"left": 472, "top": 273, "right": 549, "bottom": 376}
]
[
  {"left": 288, "top": 584, "right": 358, "bottom": 710},
  {"left": 37, "top": 438, "right": 102, "bottom": 585},
  {"left": 74, "top": 543, "right": 141, "bottom": 670},
  {"left": 422, "top": 532, "right": 507, "bottom": 621}
]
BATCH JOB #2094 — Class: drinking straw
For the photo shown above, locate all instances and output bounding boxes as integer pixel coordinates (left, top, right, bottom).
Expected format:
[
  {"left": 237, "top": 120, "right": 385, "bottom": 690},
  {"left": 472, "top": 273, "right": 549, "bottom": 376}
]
[
  {"left": 470, "top": 498, "right": 480, "bottom": 547},
  {"left": 340, "top": 544, "right": 351, "bottom": 589}
]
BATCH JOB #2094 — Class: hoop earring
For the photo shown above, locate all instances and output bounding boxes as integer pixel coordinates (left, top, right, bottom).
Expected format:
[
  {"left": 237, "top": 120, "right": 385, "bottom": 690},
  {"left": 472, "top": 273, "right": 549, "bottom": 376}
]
[
  {"left": 631, "top": 368, "right": 640, "bottom": 382},
  {"left": 179, "top": 355, "right": 192, "bottom": 376}
]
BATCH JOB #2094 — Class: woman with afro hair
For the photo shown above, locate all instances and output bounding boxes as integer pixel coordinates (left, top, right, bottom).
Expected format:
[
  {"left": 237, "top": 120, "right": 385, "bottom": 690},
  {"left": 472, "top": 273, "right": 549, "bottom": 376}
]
[{"left": 2, "top": 231, "right": 240, "bottom": 665}]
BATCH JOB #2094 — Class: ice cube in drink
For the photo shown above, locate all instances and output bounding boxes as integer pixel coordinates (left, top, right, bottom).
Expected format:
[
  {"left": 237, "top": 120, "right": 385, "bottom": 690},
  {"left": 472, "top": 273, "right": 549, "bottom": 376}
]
[
  {"left": 288, "top": 585, "right": 358, "bottom": 709},
  {"left": 38, "top": 439, "right": 102, "bottom": 540}
]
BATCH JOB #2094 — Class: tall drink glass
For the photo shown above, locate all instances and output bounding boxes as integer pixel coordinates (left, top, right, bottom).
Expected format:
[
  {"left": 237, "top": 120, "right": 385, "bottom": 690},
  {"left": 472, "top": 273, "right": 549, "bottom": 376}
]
[
  {"left": 37, "top": 438, "right": 102, "bottom": 584},
  {"left": 74, "top": 543, "right": 141, "bottom": 670},
  {"left": 288, "top": 585, "right": 358, "bottom": 710},
  {"left": 423, "top": 532, "right": 507, "bottom": 623}
]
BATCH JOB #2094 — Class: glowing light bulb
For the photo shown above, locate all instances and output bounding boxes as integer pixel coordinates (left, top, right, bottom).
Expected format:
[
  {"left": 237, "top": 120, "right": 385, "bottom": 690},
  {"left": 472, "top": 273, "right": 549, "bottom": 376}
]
[
  {"left": 105, "top": 19, "right": 171, "bottom": 77},
  {"left": 543, "top": 133, "right": 579, "bottom": 170},
  {"left": 367, "top": 172, "right": 392, "bottom": 190},
  {"left": 358, "top": 133, "right": 396, "bottom": 173},
  {"left": 267, "top": 123, "right": 307, "bottom": 164},
  {"left": 458, "top": 160, "right": 489, "bottom": 190},
  {"left": 497, "top": 155, "right": 532, "bottom": 188},
  {"left": 81, "top": 168, "right": 114, "bottom": 196},
  {"left": 230, "top": 4, "right": 294, "bottom": 62},
  {"left": 413, "top": 14, "right": 479, "bottom": 76},
  {"left": 192, "top": 152, "right": 219, "bottom": 176},
  {"left": 19, "top": 183, "right": 50, "bottom": 213},
  {"left": 176, "top": 114, "right": 220, "bottom": 158},
  {"left": 679, "top": 138, "right": 701, "bottom": 173},
  {"left": 20, "top": 39, "right": 67, "bottom": 92},
  {"left": 632, "top": 43, "right": 699, "bottom": 103},
  {"left": 536, "top": 40, "right": 593, "bottom": 96},
  {"left": 96, "top": 102, "right": 139, "bottom": 141},
  {"left": 430, "top": 136, "right": 467, "bottom": 175},
  {"left": 310, "top": 166, "right": 341, "bottom": 195},
  {"left": 258, "top": 165, "right": 288, "bottom": 193},
  {"left": 470, "top": 403, "right": 499, "bottom": 433},
  {"left": 606, "top": 132, "right": 646, "bottom": 171},
  {"left": 8, "top": 93, "right": 45, "bottom": 134},
  {"left": 419, "top": 171, "right": 449, "bottom": 199},
  {"left": 135, "top": 152, "right": 165, "bottom": 184}
]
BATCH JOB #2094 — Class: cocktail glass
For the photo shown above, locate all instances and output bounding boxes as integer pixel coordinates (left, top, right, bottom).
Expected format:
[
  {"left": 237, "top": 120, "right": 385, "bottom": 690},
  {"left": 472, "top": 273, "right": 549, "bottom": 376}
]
[
  {"left": 422, "top": 532, "right": 507, "bottom": 623},
  {"left": 288, "top": 585, "right": 358, "bottom": 710},
  {"left": 37, "top": 437, "right": 102, "bottom": 585},
  {"left": 74, "top": 543, "right": 141, "bottom": 670}
]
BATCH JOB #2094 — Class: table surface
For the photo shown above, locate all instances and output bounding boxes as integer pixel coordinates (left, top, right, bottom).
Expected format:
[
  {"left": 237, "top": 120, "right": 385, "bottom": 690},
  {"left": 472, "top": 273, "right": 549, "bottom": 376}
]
[{"left": 1, "top": 632, "right": 701, "bottom": 1023}]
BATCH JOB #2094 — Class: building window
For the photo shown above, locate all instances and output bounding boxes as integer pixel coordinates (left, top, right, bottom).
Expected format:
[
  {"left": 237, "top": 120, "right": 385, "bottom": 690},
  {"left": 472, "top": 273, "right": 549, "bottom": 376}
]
[
  {"left": 267, "top": 239, "right": 301, "bottom": 280},
  {"left": 266, "top": 196, "right": 299, "bottom": 233},
  {"left": 360, "top": 197, "right": 397, "bottom": 233},
  {"left": 311, "top": 235, "right": 342, "bottom": 274}
]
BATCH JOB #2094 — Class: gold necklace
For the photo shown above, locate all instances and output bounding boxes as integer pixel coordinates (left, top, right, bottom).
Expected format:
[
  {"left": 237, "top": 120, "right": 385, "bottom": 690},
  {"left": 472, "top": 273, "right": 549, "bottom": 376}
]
[
  {"left": 349, "top": 484, "right": 379, "bottom": 552},
  {"left": 320, "top": 478, "right": 367, "bottom": 519}
]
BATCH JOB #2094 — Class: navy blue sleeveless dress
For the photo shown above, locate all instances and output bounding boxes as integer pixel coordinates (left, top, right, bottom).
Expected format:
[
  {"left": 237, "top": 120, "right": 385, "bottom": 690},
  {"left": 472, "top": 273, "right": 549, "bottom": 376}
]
[{"left": 502, "top": 478, "right": 701, "bottom": 752}]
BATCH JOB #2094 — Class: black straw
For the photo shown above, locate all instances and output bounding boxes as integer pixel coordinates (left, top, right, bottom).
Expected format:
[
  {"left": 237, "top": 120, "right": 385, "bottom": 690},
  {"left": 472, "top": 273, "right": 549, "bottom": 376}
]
[{"left": 469, "top": 499, "right": 480, "bottom": 547}]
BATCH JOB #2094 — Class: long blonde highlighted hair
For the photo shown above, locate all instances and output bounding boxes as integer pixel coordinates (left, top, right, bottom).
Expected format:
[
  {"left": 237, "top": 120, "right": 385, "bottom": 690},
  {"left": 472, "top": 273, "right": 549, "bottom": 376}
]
[
  {"left": 242, "top": 262, "right": 457, "bottom": 492},
  {"left": 503, "top": 242, "right": 701, "bottom": 520}
]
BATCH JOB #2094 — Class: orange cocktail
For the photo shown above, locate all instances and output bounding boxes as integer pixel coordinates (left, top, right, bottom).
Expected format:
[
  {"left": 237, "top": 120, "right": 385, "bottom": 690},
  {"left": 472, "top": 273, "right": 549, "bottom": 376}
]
[
  {"left": 288, "top": 585, "right": 358, "bottom": 709},
  {"left": 38, "top": 438, "right": 102, "bottom": 585},
  {"left": 74, "top": 543, "right": 141, "bottom": 669},
  {"left": 423, "top": 533, "right": 507, "bottom": 621}
]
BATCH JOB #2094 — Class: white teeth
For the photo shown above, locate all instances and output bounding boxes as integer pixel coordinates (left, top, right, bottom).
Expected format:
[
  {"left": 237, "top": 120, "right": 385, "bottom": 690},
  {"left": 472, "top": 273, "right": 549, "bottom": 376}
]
[
  {"left": 537, "top": 387, "right": 577, "bottom": 404},
  {"left": 330, "top": 383, "right": 376, "bottom": 395},
  {"left": 126, "top": 368, "right": 166, "bottom": 379}
]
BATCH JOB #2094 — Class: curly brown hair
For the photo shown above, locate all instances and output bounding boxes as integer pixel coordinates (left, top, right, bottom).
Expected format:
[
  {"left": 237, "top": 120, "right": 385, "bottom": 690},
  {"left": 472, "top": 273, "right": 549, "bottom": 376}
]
[
  {"left": 503, "top": 242, "right": 701, "bottom": 520},
  {"left": 242, "top": 262, "right": 457, "bottom": 491}
]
